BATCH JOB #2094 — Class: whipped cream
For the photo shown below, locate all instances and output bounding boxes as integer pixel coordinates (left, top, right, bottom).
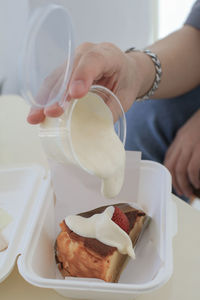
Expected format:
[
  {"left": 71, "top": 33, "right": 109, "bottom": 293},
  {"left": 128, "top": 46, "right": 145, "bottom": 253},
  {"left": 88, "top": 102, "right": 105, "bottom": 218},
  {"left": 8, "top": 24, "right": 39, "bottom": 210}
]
[
  {"left": 65, "top": 206, "right": 135, "bottom": 258},
  {"left": 40, "top": 92, "right": 125, "bottom": 198}
]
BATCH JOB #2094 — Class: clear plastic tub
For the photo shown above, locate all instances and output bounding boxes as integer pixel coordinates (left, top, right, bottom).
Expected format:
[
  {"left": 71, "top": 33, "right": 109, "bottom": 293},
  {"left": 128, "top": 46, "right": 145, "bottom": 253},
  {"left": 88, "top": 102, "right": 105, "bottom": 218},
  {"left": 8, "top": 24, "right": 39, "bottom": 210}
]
[
  {"left": 39, "top": 84, "right": 126, "bottom": 174},
  {"left": 19, "top": 4, "right": 126, "bottom": 175}
]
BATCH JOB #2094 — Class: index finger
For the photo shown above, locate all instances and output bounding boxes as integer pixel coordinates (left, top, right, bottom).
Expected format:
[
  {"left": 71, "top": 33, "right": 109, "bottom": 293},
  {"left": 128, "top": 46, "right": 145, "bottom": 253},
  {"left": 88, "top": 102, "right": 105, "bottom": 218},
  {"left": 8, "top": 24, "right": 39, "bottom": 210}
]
[{"left": 68, "top": 43, "right": 122, "bottom": 99}]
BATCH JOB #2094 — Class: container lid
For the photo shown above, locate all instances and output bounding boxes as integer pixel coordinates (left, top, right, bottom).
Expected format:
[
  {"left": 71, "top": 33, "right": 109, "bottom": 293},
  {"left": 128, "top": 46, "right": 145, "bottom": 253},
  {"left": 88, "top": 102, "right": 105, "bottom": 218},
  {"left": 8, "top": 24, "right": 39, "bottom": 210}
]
[
  {"left": 19, "top": 4, "right": 75, "bottom": 108},
  {"left": 0, "top": 165, "right": 50, "bottom": 283}
]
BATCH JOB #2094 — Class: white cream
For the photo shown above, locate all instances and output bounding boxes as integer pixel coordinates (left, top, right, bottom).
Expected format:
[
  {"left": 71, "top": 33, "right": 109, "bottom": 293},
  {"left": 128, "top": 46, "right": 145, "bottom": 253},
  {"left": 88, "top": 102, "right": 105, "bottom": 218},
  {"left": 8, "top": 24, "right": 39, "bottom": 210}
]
[
  {"left": 40, "top": 92, "right": 125, "bottom": 198},
  {"left": 70, "top": 93, "right": 125, "bottom": 198},
  {"left": 65, "top": 206, "right": 135, "bottom": 258}
]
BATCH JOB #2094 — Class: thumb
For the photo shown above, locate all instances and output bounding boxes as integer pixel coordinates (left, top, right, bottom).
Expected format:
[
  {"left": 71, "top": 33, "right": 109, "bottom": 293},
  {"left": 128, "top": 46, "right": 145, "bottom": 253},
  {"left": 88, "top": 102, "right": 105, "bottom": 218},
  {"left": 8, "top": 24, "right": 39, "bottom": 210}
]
[{"left": 69, "top": 79, "right": 89, "bottom": 99}]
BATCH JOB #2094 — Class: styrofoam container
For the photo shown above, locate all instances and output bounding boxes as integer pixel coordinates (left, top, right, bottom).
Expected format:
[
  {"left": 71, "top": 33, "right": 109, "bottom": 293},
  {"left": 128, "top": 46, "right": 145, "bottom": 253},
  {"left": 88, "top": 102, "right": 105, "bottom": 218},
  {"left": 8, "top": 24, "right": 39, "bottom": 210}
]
[
  {"left": 0, "top": 155, "right": 177, "bottom": 300},
  {"left": 0, "top": 165, "right": 53, "bottom": 283}
]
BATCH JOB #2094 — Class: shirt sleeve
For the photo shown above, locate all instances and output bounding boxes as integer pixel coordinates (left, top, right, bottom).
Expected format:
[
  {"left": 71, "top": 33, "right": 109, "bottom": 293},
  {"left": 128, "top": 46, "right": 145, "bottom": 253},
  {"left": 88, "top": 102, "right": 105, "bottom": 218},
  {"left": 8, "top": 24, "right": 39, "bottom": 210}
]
[{"left": 185, "top": 0, "right": 200, "bottom": 29}]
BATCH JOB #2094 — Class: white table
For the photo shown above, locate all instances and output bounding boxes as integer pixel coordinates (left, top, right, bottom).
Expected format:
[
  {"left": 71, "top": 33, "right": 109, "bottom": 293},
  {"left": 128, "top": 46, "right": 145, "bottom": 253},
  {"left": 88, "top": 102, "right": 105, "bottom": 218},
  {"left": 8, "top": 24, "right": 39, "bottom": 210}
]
[{"left": 0, "top": 95, "right": 200, "bottom": 300}]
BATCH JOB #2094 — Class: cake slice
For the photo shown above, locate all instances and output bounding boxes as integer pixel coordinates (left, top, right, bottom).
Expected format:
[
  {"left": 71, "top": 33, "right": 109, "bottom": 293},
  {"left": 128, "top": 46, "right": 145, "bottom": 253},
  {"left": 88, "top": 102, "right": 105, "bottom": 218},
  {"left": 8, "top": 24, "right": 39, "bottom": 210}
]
[{"left": 55, "top": 203, "right": 150, "bottom": 283}]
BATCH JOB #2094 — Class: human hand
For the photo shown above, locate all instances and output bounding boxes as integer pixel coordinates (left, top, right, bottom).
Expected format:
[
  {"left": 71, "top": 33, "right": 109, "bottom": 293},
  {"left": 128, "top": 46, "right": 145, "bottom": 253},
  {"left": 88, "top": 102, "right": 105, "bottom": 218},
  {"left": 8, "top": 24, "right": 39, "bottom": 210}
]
[
  {"left": 164, "top": 109, "right": 200, "bottom": 198},
  {"left": 27, "top": 42, "right": 145, "bottom": 124}
]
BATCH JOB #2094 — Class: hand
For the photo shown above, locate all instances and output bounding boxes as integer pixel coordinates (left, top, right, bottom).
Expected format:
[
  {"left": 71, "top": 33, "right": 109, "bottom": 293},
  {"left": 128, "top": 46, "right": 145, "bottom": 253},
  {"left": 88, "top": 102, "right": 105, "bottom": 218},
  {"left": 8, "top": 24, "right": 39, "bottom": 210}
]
[
  {"left": 164, "top": 109, "right": 200, "bottom": 198},
  {"left": 27, "top": 42, "right": 148, "bottom": 124}
]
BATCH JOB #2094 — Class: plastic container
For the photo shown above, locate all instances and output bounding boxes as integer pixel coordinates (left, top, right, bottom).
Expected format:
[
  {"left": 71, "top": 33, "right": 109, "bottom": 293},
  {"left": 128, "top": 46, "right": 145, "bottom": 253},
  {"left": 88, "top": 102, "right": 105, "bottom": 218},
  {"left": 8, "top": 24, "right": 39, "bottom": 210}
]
[
  {"left": 19, "top": 3, "right": 75, "bottom": 109},
  {"left": 0, "top": 153, "right": 177, "bottom": 300},
  {"left": 18, "top": 4, "right": 126, "bottom": 172},
  {"left": 39, "top": 85, "right": 126, "bottom": 173}
]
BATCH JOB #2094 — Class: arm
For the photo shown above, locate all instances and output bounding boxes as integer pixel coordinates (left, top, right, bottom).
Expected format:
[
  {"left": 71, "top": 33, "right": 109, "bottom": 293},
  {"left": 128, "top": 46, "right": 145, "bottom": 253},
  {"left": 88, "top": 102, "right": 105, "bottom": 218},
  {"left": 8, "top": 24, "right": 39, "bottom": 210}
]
[
  {"left": 27, "top": 26, "right": 200, "bottom": 123},
  {"left": 129, "top": 25, "right": 200, "bottom": 99}
]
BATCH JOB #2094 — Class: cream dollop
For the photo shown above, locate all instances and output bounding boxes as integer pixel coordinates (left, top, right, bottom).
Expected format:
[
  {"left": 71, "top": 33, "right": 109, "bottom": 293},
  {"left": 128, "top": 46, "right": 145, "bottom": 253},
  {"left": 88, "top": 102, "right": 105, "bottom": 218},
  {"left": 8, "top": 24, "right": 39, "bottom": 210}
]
[{"left": 65, "top": 206, "right": 135, "bottom": 258}]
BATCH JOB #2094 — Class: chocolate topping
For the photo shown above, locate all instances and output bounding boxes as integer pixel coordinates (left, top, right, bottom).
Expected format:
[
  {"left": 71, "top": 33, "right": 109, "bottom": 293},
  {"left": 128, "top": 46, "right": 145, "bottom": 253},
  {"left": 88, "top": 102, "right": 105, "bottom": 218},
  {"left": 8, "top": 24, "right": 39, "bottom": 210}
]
[{"left": 58, "top": 203, "right": 146, "bottom": 257}]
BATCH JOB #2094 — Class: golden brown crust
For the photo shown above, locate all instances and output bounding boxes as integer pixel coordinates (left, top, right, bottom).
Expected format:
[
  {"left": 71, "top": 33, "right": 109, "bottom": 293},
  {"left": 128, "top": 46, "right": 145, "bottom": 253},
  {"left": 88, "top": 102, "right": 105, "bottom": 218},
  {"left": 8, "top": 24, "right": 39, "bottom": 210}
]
[
  {"left": 56, "top": 203, "right": 147, "bottom": 282},
  {"left": 59, "top": 220, "right": 116, "bottom": 258}
]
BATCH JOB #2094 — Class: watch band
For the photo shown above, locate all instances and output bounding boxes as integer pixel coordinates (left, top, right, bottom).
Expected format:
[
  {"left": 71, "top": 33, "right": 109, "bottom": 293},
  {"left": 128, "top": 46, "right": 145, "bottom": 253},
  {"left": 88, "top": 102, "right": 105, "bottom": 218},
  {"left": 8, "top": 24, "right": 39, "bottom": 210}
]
[{"left": 125, "top": 47, "right": 162, "bottom": 100}]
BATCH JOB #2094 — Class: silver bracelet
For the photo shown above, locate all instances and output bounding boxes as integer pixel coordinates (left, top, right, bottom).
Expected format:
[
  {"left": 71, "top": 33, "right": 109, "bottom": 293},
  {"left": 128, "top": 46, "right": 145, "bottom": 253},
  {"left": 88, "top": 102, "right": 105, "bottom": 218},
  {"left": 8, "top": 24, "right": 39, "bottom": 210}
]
[{"left": 125, "top": 47, "right": 162, "bottom": 100}]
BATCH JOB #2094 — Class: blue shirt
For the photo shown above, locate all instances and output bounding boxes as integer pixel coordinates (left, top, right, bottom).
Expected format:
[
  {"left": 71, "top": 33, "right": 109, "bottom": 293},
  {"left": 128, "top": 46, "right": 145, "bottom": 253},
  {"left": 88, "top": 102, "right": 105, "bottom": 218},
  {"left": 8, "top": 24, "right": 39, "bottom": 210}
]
[{"left": 185, "top": 0, "right": 200, "bottom": 29}]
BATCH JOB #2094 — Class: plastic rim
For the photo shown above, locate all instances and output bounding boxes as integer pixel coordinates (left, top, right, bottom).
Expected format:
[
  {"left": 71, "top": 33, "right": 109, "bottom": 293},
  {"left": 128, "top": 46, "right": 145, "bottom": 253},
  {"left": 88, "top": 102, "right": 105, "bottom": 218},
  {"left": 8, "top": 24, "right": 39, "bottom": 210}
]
[
  {"left": 90, "top": 85, "right": 127, "bottom": 146},
  {"left": 18, "top": 4, "right": 75, "bottom": 108}
]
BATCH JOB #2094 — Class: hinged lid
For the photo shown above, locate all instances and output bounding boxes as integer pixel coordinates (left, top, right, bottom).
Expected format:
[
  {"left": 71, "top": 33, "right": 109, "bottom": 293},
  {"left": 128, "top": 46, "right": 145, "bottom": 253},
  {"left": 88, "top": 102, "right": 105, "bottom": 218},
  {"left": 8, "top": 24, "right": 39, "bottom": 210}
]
[
  {"left": 0, "top": 165, "right": 51, "bottom": 283},
  {"left": 19, "top": 4, "right": 75, "bottom": 108}
]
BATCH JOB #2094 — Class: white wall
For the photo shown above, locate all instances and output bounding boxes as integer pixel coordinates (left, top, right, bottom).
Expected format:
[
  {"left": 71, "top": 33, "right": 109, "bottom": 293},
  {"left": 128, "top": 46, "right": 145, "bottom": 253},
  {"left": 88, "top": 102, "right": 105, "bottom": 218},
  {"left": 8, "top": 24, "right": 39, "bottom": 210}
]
[
  {"left": 0, "top": 0, "right": 28, "bottom": 94},
  {"left": 29, "top": 0, "right": 156, "bottom": 49},
  {"left": 0, "top": 0, "right": 156, "bottom": 94},
  {"left": 158, "top": 0, "right": 196, "bottom": 38}
]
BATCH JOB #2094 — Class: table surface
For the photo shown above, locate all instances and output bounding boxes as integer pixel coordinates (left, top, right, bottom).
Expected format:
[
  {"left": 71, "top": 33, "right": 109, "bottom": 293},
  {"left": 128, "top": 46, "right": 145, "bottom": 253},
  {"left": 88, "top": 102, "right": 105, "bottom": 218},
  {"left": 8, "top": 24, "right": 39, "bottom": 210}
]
[{"left": 0, "top": 95, "right": 200, "bottom": 300}]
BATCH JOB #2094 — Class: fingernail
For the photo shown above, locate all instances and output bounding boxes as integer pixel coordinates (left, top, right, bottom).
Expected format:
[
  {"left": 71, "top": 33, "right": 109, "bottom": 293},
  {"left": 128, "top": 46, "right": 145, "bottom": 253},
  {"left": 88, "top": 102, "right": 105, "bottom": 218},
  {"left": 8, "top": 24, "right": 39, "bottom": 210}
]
[{"left": 69, "top": 80, "right": 85, "bottom": 96}]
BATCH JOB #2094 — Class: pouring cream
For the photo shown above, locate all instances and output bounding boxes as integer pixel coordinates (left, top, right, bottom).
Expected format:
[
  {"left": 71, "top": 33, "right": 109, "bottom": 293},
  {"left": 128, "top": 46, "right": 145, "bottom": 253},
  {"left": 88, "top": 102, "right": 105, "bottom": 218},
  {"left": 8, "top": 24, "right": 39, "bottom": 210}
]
[{"left": 40, "top": 91, "right": 125, "bottom": 198}]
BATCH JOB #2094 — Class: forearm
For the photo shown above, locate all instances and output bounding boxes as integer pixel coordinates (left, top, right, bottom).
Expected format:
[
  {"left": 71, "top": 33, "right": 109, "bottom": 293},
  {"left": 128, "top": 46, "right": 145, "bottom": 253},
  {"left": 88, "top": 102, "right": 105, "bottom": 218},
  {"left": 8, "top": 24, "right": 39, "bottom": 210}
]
[{"left": 127, "top": 25, "right": 200, "bottom": 99}]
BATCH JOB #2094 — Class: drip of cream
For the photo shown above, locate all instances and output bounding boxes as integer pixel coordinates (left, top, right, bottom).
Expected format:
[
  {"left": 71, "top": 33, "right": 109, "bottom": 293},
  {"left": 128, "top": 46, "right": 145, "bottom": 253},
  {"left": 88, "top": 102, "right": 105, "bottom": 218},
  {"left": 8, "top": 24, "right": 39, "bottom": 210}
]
[
  {"left": 65, "top": 206, "right": 135, "bottom": 258},
  {"left": 70, "top": 92, "right": 125, "bottom": 198},
  {"left": 40, "top": 92, "right": 125, "bottom": 198}
]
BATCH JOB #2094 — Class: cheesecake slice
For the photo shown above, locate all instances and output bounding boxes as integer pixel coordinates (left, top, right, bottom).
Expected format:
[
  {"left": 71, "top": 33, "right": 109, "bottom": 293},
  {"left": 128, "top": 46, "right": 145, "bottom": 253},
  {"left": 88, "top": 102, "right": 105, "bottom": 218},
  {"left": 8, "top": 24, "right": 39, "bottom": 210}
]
[{"left": 55, "top": 203, "right": 150, "bottom": 283}]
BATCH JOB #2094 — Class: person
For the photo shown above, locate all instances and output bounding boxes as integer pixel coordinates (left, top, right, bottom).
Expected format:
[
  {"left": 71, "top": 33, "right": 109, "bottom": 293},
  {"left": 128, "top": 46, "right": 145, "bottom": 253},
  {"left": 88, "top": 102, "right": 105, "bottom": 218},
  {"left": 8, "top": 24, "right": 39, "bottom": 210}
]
[{"left": 27, "top": 1, "right": 200, "bottom": 201}]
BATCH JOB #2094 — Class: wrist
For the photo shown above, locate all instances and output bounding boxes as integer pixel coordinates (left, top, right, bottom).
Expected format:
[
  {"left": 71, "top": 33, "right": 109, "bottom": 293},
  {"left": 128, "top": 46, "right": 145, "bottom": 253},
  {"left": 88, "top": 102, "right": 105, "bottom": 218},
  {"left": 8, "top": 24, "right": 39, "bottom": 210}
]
[{"left": 125, "top": 51, "right": 156, "bottom": 99}]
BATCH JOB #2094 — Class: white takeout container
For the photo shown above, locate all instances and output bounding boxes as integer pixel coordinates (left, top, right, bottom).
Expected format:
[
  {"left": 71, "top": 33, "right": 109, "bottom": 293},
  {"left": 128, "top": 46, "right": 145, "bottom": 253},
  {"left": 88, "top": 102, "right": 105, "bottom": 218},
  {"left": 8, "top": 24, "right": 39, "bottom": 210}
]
[{"left": 0, "top": 152, "right": 177, "bottom": 300}]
